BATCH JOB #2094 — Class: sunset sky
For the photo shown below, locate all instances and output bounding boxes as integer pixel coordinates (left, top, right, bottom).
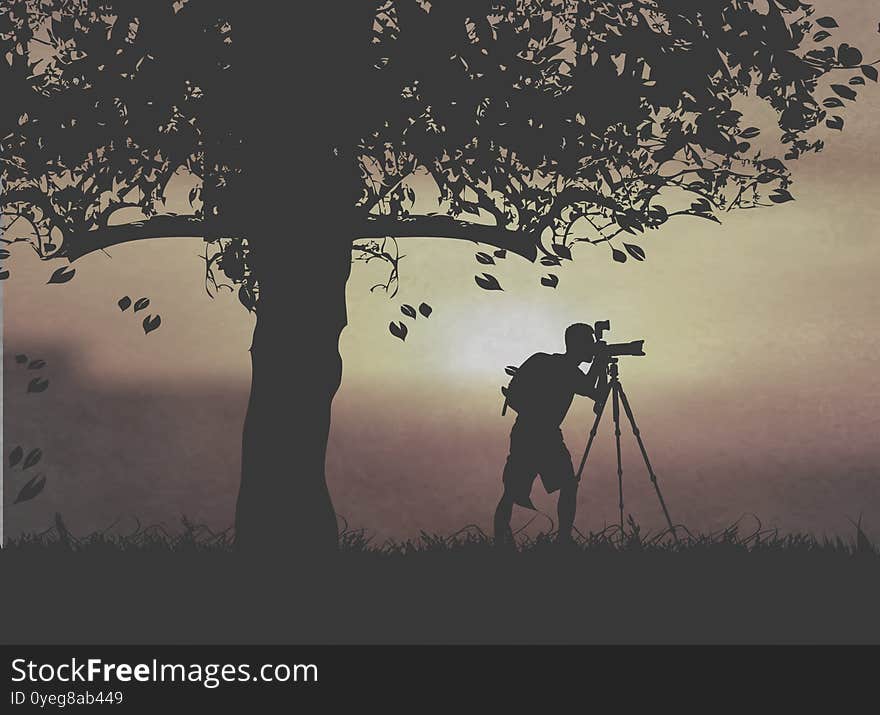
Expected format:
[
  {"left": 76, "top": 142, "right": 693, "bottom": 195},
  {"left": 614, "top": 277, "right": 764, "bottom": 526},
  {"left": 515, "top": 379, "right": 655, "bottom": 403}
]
[{"left": 3, "top": 1, "right": 879, "bottom": 543}]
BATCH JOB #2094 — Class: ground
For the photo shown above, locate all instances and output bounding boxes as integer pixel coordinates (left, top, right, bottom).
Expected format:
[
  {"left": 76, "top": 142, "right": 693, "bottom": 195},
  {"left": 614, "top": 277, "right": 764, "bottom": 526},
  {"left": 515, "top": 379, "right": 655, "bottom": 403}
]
[{"left": 2, "top": 520, "right": 878, "bottom": 644}]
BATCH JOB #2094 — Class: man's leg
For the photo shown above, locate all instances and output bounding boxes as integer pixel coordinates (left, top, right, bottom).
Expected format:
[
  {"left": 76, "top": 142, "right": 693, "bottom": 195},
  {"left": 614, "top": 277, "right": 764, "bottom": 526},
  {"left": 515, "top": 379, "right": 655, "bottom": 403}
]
[
  {"left": 494, "top": 489, "right": 515, "bottom": 545},
  {"left": 557, "top": 479, "right": 578, "bottom": 543}
]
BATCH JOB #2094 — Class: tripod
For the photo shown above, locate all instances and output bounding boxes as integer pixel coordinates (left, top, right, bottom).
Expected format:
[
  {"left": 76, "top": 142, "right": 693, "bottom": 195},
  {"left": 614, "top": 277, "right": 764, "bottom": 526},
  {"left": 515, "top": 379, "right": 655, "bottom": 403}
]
[{"left": 575, "top": 358, "right": 678, "bottom": 542}]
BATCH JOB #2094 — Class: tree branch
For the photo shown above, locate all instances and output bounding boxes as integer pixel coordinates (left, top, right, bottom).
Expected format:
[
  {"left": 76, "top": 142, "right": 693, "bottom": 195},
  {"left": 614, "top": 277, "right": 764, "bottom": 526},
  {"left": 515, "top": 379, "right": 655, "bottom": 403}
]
[
  {"left": 359, "top": 215, "right": 537, "bottom": 260},
  {"left": 61, "top": 213, "right": 540, "bottom": 262}
]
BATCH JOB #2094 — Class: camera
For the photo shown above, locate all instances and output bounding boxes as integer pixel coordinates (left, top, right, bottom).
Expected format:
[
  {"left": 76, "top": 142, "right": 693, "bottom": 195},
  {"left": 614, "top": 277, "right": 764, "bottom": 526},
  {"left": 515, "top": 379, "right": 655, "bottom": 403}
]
[{"left": 593, "top": 320, "right": 645, "bottom": 358}]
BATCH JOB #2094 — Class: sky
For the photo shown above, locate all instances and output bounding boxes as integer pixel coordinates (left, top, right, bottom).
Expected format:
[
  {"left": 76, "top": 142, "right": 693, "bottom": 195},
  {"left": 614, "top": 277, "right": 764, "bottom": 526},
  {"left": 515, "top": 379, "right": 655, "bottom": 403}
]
[{"left": 3, "top": 1, "right": 880, "bottom": 543}]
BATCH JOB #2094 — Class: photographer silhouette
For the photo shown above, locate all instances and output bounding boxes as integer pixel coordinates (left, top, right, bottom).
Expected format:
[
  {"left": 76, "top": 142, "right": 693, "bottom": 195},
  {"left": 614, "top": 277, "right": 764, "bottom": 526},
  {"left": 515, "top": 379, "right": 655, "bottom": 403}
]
[{"left": 494, "top": 323, "right": 609, "bottom": 545}]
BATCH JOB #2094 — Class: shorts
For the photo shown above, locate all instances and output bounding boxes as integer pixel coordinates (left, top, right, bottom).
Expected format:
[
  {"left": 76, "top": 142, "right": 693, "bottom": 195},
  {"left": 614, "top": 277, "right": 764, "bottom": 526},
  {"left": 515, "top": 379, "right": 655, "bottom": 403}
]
[{"left": 502, "top": 422, "right": 576, "bottom": 509}]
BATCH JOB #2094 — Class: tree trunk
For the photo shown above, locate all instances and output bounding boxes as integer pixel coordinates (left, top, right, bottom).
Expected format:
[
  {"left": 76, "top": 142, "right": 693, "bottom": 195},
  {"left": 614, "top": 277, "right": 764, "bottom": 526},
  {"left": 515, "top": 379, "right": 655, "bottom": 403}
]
[
  {"left": 225, "top": 6, "right": 372, "bottom": 555},
  {"left": 234, "top": 234, "right": 353, "bottom": 555}
]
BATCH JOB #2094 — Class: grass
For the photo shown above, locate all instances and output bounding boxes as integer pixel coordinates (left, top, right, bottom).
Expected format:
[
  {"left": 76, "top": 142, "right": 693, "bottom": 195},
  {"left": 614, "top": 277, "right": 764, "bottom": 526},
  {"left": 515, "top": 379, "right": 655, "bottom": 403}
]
[{"left": 2, "top": 515, "right": 878, "bottom": 644}]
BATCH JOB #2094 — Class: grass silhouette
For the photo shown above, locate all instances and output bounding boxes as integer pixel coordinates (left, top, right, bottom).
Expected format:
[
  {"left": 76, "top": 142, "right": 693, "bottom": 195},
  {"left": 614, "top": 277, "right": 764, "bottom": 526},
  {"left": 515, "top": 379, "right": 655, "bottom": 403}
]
[{"left": 2, "top": 514, "right": 878, "bottom": 645}]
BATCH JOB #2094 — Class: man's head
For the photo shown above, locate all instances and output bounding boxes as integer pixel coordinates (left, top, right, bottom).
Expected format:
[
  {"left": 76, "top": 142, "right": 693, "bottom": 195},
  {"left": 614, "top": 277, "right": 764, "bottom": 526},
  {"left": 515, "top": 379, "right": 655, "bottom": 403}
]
[{"left": 564, "top": 323, "right": 596, "bottom": 362}]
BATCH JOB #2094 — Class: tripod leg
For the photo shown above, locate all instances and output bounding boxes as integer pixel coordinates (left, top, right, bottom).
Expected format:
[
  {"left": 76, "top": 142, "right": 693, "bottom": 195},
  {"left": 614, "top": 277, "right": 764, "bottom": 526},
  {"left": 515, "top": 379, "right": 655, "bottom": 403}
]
[
  {"left": 574, "top": 388, "right": 609, "bottom": 482},
  {"left": 616, "top": 383, "right": 678, "bottom": 542},
  {"left": 612, "top": 383, "right": 624, "bottom": 534}
]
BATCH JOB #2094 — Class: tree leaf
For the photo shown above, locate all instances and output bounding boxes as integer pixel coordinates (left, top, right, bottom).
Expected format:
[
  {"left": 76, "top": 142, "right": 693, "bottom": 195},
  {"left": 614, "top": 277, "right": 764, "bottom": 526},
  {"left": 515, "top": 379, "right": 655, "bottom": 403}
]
[
  {"left": 761, "top": 158, "right": 787, "bottom": 172},
  {"left": 133, "top": 297, "right": 150, "bottom": 312},
  {"left": 475, "top": 251, "right": 495, "bottom": 265},
  {"left": 28, "top": 359, "right": 46, "bottom": 370},
  {"left": 143, "top": 315, "right": 162, "bottom": 334},
  {"left": 47, "top": 266, "right": 76, "bottom": 284},
  {"left": 770, "top": 189, "right": 795, "bottom": 203},
  {"left": 27, "top": 378, "right": 50, "bottom": 394},
  {"left": 401, "top": 304, "right": 417, "bottom": 319},
  {"left": 118, "top": 296, "right": 132, "bottom": 311},
  {"left": 624, "top": 243, "right": 646, "bottom": 261},
  {"left": 9, "top": 446, "right": 23, "bottom": 468},
  {"left": 475, "top": 273, "right": 503, "bottom": 291},
  {"left": 418, "top": 302, "right": 433, "bottom": 318},
  {"left": 0, "top": 270, "right": 9, "bottom": 281},
  {"left": 23, "top": 448, "right": 42, "bottom": 469},
  {"left": 822, "top": 97, "right": 844, "bottom": 108},
  {"left": 540, "top": 256, "right": 562, "bottom": 267},
  {"left": 837, "top": 43, "right": 863, "bottom": 68},
  {"left": 238, "top": 286, "right": 256, "bottom": 312},
  {"left": 612, "top": 248, "right": 627, "bottom": 263},
  {"left": 493, "top": 249, "right": 507, "bottom": 259},
  {"left": 541, "top": 274, "right": 559, "bottom": 288},
  {"left": 739, "top": 127, "right": 760, "bottom": 139},
  {"left": 0, "top": 249, "right": 10, "bottom": 259},
  {"left": 14, "top": 474, "right": 46, "bottom": 504},
  {"left": 863, "top": 65, "right": 878, "bottom": 82},
  {"left": 815, "top": 17, "right": 838, "bottom": 29},
  {"left": 813, "top": 31, "right": 831, "bottom": 42},
  {"left": 15, "top": 354, "right": 28, "bottom": 364},
  {"left": 826, "top": 116, "right": 844, "bottom": 130},
  {"left": 389, "top": 321, "right": 408, "bottom": 341},
  {"left": 552, "top": 244, "right": 572, "bottom": 260}
]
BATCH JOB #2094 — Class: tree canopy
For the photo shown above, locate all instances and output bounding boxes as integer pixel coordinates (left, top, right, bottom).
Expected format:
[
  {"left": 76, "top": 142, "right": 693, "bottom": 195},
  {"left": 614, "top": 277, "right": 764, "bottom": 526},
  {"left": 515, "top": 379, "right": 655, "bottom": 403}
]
[{"left": 1, "top": 0, "right": 875, "bottom": 300}]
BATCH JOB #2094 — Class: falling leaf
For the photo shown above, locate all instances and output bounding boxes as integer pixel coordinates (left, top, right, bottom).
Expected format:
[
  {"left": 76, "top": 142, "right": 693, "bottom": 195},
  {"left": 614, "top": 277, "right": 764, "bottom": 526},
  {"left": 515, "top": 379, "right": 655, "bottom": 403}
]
[
  {"left": 389, "top": 321, "right": 408, "bottom": 341},
  {"left": 826, "top": 116, "right": 844, "bottom": 131},
  {"left": 475, "top": 251, "right": 495, "bottom": 265},
  {"left": 15, "top": 354, "right": 28, "bottom": 364},
  {"left": 418, "top": 302, "right": 433, "bottom": 318},
  {"left": 0, "top": 270, "right": 8, "bottom": 281},
  {"left": 541, "top": 274, "right": 559, "bottom": 288},
  {"left": 133, "top": 297, "right": 150, "bottom": 312},
  {"left": 9, "top": 446, "right": 23, "bottom": 468},
  {"left": 612, "top": 248, "right": 627, "bottom": 263},
  {"left": 493, "top": 249, "right": 507, "bottom": 259},
  {"left": 47, "top": 266, "right": 76, "bottom": 284},
  {"left": 540, "top": 256, "right": 562, "bottom": 267},
  {"left": 475, "top": 273, "right": 503, "bottom": 291},
  {"left": 14, "top": 474, "right": 46, "bottom": 504},
  {"left": 813, "top": 31, "right": 831, "bottom": 42},
  {"left": 23, "top": 448, "right": 42, "bottom": 469},
  {"left": 28, "top": 359, "right": 46, "bottom": 370},
  {"left": 863, "top": 65, "right": 878, "bottom": 82},
  {"left": 815, "top": 17, "right": 838, "bottom": 29},
  {"left": 624, "top": 243, "right": 646, "bottom": 261},
  {"left": 118, "top": 296, "right": 132, "bottom": 311},
  {"left": 27, "top": 378, "right": 50, "bottom": 394},
  {"left": 739, "top": 127, "right": 760, "bottom": 139},
  {"left": 401, "top": 304, "right": 417, "bottom": 319},
  {"left": 770, "top": 189, "right": 795, "bottom": 204},
  {"left": 0, "top": 249, "right": 10, "bottom": 259},
  {"left": 831, "top": 84, "right": 857, "bottom": 101},
  {"left": 143, "top": 315, "right": 162, "bottom": 334}
]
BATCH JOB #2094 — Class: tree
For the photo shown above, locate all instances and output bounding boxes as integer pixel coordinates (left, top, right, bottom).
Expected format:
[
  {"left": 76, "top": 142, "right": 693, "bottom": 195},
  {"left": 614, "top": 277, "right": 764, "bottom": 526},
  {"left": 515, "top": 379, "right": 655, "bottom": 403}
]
[{"left": 1, "top": 0, "right": 874, "bottom": 555}]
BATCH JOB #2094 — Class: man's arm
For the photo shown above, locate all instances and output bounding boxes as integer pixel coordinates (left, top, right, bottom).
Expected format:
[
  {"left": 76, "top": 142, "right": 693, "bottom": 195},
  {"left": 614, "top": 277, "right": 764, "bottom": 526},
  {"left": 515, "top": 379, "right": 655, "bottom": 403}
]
[{"left": 574, "top": 356, "right": 609, "bottom": 401}]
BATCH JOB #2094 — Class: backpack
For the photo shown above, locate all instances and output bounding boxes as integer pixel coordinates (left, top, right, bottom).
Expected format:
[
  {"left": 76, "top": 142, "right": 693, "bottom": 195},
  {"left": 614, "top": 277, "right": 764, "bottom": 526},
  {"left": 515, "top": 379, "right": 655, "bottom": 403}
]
[{"left": 501, "top": 353, "right": 551, "bottom": 416}]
